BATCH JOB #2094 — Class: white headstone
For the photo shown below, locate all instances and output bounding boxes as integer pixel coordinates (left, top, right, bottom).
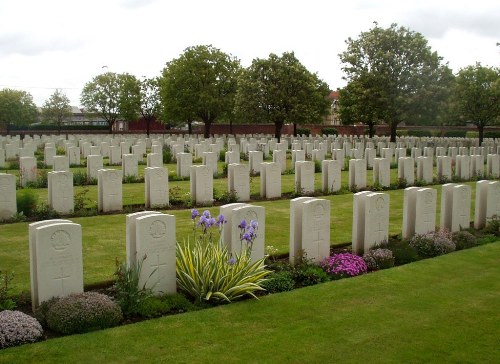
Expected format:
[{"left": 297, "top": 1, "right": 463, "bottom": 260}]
[
  {"left": 147, "top": 153, "right": 163, "bottom": 168},
  {"left": 289, "top": 197, "right": 330, "bottom": 264},
  {"left": 190, "top": 165, "right": 213, "bottom": 205},
  {"left": 48, "top": 171, "right": 74, "bottom": 214},
  {"left": 416, "top": 156, "right": 433, "bottom": 183},
  {"left": 260, "top": 162, "right": 281, "bottom": 199},
  {"left": 176, "top": 153, "right": 192, "bottom": 178},
  {"left": 29, "top": 221, "right": 83, "bottom": 309},
  {"left": 98, "top": 169, "right": 123, "bottom": 212},
  {"left": 321, "top": 159, "right": 341, "bottom": 193},
  {"left": 122, "top": 154, "right": 139, "bottom": 178},
  {"left": 0, "top": 173, "right": 16, "bottom": 220},
  {"left": 373, "top": 158, "right": 390, "bottom": 187},
  {"left": 144, "top": 167, "right": 169, "bottom": 208},
  {"left": 352, "top": 192, "right": 389, "bottom": 254},
  {"left": 19, "top": 156, "right": 37, "bottom": 187},
  {"left": 348, "top": 159, "right": 367, "bottom": 190},
  {"left": 228, "top": 163, "right": 250, "bottom": 202},
  {"left": 294, "top": 161, "right": 315, "bottom": 194},
  {"left": 440, "top": 183, "right": 471, "bottom": 232},
  {"left": 87, "top": 155, "right": 103, "bottom": 181},
  {"left": 272, "top": 149, "right": 286, "bottom": 173},
  {"left": 249, "top": 151, "right": 263, "bottom": 174},
  {"left": 135, "top": 213, "right": 176, "bottom": 294}
]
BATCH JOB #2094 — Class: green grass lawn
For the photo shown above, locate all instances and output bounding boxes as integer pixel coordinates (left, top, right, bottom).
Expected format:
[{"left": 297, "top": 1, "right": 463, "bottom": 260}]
[
  {"left": 1, "top": 180, "right": 479, "bottom": 295},
  {"left": 0, "top": 242, "right": 498, "bottom": 363}
]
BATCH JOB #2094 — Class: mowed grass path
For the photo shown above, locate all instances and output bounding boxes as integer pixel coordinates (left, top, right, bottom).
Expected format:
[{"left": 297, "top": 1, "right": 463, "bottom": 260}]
[
  {"left": 1, "top": 181, "right": 478, "bottom": 294},
  {"left": 0, "top": 242, "right": 498, "bottom": 363}
]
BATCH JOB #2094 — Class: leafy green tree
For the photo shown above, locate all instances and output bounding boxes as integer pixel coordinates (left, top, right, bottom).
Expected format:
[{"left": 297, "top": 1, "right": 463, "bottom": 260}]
[
  {"left": 454, "top": 63, "right": 500, "bottom": 145},
  {"left": 118, "top": 73, "right": 141, "bottom": 123},
  {"left": 160, "top": 45, "right": 241, "bottom": 137},
  {"left": 338, "top": 80, "right": 379, "bottom": 137},
  {"left": 41, "top": 89, "right": 72, "bottom": 134},
  {"left": 234, "top": 52, "right": 331, "bottom": 142},
  {"left": 339, "top": 23, "right": 453, "bottom": 142},
  {"left": 139, "top": 77, "right": 162, "bottom": 137},
  {"left": 0, "top": 88, "right": 38, "bottom": 133},
  {"left": 81, "top": 72, "right": 141, "bottom": 133}
]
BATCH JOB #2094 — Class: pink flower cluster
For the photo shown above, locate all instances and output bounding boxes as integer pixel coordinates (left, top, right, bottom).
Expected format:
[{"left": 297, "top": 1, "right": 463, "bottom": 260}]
[{"left": 320, "top": 252, "right": 367, "bottom": 279}]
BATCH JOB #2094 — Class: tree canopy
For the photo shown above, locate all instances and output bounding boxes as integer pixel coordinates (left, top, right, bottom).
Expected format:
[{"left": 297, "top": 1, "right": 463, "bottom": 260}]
[
  {"left": 234, "top": 52, "right": 331, "bottom": 142},
  {"left": 41, "top": 89, "right": 72, "bottom": 133},
  {"left": 454, "top": 63, "right": 500, "bottom": 145},
  {"left": 0, "top": 88, "right": 38, "bottom": 132},
  {"left": 80, "top": 72, "right": 140, "bottom": 133},
  {"left": 160, "top": 45, "right": 241, "bottom": 137},
  {"left": 339, "top": 23, "right": 453, "bottom": 142}
]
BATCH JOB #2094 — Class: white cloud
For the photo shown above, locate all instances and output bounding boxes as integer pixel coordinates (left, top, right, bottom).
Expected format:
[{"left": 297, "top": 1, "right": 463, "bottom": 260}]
[{"left": 0, "top": 0, "right": 498, "bottom": 106}]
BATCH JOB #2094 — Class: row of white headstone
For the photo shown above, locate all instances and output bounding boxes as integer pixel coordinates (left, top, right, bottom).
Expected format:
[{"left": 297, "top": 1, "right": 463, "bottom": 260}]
[{"left": 28, "top": 179, "right": 500, "bottom": 310}]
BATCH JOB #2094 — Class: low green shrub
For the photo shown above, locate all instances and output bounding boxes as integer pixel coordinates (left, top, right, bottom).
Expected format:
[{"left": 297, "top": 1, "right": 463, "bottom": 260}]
[
  {"left": 296, "top": 128, "right": 310, "bottom": 136},
  {"left": 73, "top": 170, "right": 88, "bottom": 186},
  {"left": 0, "top": 271, "right": 16, "bottom": 310},
  {"left": 483, "top": 131, "right": 500, "bottom": 139},
  {"left": 113, "top": 256, "right": 155, "bottom": 318},
  {"left": 46, "top": 292, "right": 122, "bottom": 334},
  {"left": 409, "top": 230, "right": 456, "bottom": 258},
  {"left": 321, "top": 127, "right": 338, "bottom": 136},
  {"left": 16, "top": 189, "right": 38, "bottom": 217},
  {"left": 261, "top": 271, "right": 295, "bottom": 293},
  {"left": 135, "top": 294, "right": 198, "bottom": 318},
  {"left": 443, "top": 130, "right": 467, "bottom": 138},
  {"left": 34, "top": 297, "right": 59, "bottom": 328},
  {"left": 363, "top": 248, "right": 395, "bottom": 271},
  {"left": 483, "top": 215, "right": 500, "bottom": 236},
  {"left": 163, "top": 149, "right": 173, "bottom": 164},
  {"left": 0, "top": 310, "right": 44, "bottom": 349},
  {"left": 408, "top": 130, "right": 432, "bottom": 137},
  {"left": 376, "top": 239, "right": 421, "bottom": 266},
  {"left": 451, "top": 231, "right": 478, "bottom": 250}
]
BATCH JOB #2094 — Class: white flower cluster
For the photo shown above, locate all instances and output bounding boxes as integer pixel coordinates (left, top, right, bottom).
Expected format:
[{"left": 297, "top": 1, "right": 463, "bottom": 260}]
[{"left": 0, "top": 310, "right": 43, "bottom": 349}]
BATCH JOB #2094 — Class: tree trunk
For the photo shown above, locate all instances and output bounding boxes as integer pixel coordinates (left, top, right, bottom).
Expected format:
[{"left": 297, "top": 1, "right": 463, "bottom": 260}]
[
  {"left": 146, "top": 118, "right": 151, "bottom": 137},
  {"left": 293, "top": 122, "right": 297, "bottom": 137},
  {"left": 188, "top": 120, "right": 192, "bottom": 135},
  {"left": 274, "top": 122, "right": 283, "bottom": 143},
  {"left": 368, "top": 122, "right": 375, "bottom": 138},
  {"left": 108, "top": 120, "right": 114, "bottom": 134},
  {"left": 390, "top": 121, "right": 398, "bottom": 143},
  {"left": 478, "top": 124, "right": 484, "bottom": 146},
  {"left": 229, "top": 119, "right": 233, "bottom": 135},
  {"left": 204, "top": 120, "right": 211, "bottom": 138}
]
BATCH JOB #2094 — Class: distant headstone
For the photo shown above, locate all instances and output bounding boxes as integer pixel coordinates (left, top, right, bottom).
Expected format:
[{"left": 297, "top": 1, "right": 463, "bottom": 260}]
[
  {"left": 455, "top": 155, "right": 471, "bottom": 180},
  {"left": 176, "top": 152, "right": 192, "bottom": 178},
  {"left": 416, "top": 156, "right": 433, "bottom": 183},
  {"left": 190, "top": 165, "right": 213, "bottom": 205},
  {"left": 0, "top": 173, "right": 16, "bottom": 220},
  {"left": 144, "top": 167, "right": 169, "bottom": 208},
  {"left": 48, "top": 171, "right": 74, "bottom": 214},
  {"left": 249, "top": 151, "right": 263, "bottom": 174},
  {"left": 202, "top": 151, "right": 218, "bottom": 176},
  {"left": 373, "top": 158, "right": 390, "bottom": 187},
  {"left": 228, "top": 163, "right": 250, "bottom": 202},
  {"left": 260, "top": 162, "right": 281, "bottom": 199},
  {"left": 147, "top": 153, "right": 163, "bottom": 168},
  {"left": 486, "top": 154, "right": 499, "bottom": 178},
  {"left": 273, "top": 149, "right": 286, "bottom": 173},
  {"left": 294, "top": 161, "right": 315, "bottom": 194},
  {"left": 474, "top": 180, "right": 500, "bottom": 229},
  {"left": 87, "top": 155, "right": 103, "bottom": 181},
  {"left": 122, "top": 154, "right": 139, "bottom": 178},
  {"left": 402, "top": 187, "right": 437, "bottom": 238},
  {"left": 437, "top": 156, "right": 452, "bottom": 181},
  {"left": 440, "top": 183, "right": 471, "bottom": 232},
  {"left": 348, "top": 159, "right": 367, "bottom": 190},
  {"left": 19, "top": 156, "right": 37, "bottom": 187},
  {"left": 98, "top": 169, "right": 123, "bottom": 212},
  {"left": 352, "top": 192, "right": 389, "bottom": 254},
  {"left": 321, "top": 159, "right": 341, "bottom": 193}
]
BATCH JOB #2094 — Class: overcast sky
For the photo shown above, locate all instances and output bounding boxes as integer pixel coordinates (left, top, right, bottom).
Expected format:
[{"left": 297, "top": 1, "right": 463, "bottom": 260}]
[{"left": 1, "top": 0, "right": 499, "bottom": 107}]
